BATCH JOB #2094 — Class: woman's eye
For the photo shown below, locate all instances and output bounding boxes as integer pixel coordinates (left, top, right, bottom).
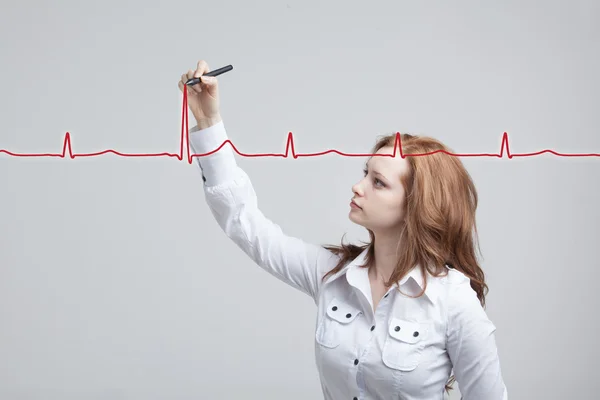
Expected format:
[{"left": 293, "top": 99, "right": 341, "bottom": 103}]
[{"left": 363, "top": 168, "right": 384, "bottom": 187}]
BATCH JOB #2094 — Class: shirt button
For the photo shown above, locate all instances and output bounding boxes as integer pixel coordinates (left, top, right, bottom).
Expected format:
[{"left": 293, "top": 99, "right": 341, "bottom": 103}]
[
  {"left": 394, "top": 326, "right": 401, "bottom": 332},
  {"left": 353, "top": 397, "right": 358, "bottom": 400},
  {"left": 346, "top": 313, "right": 352, "bottom": 318},
  {"left": 384, "top": 293, "right": 389, "bottom": 298},
  {"left": 354, "top": 359, "right": 359, "bottom": 365},
  {"left": 370, "top": 325, "right": 375, "bottom": 331},
  {"left": 332, "top": 306, "right": 338, "bottom": 311}
]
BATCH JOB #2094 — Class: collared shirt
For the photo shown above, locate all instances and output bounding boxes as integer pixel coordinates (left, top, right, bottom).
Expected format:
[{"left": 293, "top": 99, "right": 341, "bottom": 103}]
[{"left": 189, "top": 120, "right": 508, "bottom": 400}]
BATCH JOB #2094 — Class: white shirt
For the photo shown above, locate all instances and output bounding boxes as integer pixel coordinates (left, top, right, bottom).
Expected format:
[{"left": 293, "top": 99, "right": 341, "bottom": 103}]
[{"left": 189, "top": 120, "right": 508, "bottom": 400}]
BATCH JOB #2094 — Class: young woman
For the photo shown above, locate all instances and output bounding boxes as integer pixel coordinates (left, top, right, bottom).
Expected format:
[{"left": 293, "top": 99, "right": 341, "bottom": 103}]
[{"left": 178, "top": 60, "right": 508, "bottom": 400}]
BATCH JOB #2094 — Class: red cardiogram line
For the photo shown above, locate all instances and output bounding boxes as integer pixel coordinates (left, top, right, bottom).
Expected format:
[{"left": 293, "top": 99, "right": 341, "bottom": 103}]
[{"left": 1, "top": 86, "right": 598, "bottom": 162}]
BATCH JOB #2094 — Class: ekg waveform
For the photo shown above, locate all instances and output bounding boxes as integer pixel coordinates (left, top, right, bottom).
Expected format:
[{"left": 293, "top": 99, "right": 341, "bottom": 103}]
[{"left": 1, "top": 88, "right": 598, "bottom": 162}]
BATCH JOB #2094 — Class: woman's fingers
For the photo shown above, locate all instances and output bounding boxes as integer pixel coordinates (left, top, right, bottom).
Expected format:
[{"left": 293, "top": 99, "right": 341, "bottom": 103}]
[
  {"left": 183, "top": 70, "right": 203, "bottom": 94},
  {"left": 193, "top": 60, "right": 209, "bottom": 78},
  {"left": 177, "top": 60, "right": 212, "bottom": 95}
]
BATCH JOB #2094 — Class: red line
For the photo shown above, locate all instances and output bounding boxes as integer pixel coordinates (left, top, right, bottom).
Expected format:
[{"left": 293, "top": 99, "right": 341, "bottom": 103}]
[{"left": 1, "top": 87, "right": 598, "bottom": 162}]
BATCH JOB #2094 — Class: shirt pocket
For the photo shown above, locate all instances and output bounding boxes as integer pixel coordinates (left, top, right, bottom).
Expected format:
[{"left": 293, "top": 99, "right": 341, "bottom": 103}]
[
  {"left": 315, "top": 297, "right": 363, "bottom": 348},
  {"left": 382, "top": 317, "right": 430, "bottom": 371}
]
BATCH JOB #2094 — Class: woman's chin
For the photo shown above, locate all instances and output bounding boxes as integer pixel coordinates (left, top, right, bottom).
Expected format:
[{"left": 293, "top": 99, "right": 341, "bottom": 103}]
[{"left": 348, "top": 212, "right": 363, "bottom": 224}]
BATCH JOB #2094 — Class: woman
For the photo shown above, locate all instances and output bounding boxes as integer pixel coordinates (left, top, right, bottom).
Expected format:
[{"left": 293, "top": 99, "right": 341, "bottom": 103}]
[{"left": 178, "top": 60, "right": 508, "bottom": 400}]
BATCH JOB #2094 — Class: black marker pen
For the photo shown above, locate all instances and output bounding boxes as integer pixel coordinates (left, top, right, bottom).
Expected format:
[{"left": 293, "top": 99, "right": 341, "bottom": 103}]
[{"left": 185, "top": 64, "right": 233, "bottom": 86}]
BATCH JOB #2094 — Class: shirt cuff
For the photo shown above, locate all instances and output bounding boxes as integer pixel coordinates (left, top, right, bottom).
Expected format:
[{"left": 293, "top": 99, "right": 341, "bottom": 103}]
[{"left": 188, "top": 120, "right": 239, "bottom": 187}]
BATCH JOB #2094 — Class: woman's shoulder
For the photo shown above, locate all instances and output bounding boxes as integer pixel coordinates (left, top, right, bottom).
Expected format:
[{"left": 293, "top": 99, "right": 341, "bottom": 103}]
[
  {"left": 425, "top": 265, "right": 475, "bottom": 308},
  {"left": 423, "top": 265, "right": 470, "bottom": 293},
  {"left": 438, "top": 265, "right": 471, "bottom": 286},
  {"left": 434, "top": 266, "right": 487, "bottom": 320}
]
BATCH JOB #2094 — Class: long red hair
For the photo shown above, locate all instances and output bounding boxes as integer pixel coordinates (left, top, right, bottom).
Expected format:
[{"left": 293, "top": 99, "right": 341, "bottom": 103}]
[{"left": 321, "top": 132, "right": 490, "bottom": 393}]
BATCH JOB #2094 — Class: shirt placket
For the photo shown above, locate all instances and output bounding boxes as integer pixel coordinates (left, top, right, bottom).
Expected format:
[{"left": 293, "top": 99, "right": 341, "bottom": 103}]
[{"left": 353, "top": 288, "right": 394, "bottom": 399}]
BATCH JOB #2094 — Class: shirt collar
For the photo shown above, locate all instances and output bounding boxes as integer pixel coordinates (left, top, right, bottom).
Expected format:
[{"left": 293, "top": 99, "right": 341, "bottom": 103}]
[{"left": 325, "top": 247, "right": 442, "bottom": 304}]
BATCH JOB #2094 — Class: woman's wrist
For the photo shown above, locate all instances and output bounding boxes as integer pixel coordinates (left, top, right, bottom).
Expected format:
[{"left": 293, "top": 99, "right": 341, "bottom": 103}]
[{"left": 195, "top": 114, "right": 222, "bottom": 130}]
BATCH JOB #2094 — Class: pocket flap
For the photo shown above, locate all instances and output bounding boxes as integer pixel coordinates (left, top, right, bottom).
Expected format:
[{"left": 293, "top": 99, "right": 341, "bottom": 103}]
[
  {"left": 388, "top": 318, "right": 425, "bottom": 344},
  {"left": 326, "top": 297, "right": 361, "bottom": 324}
]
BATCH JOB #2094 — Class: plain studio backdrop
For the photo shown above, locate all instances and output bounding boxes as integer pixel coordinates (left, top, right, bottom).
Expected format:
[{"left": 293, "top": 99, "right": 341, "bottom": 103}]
[{"left": 1, "top": 1, "right": 598, "bottom": 399}]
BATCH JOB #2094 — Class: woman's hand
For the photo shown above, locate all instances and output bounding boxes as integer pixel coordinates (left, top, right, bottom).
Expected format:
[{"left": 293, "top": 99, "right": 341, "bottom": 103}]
[{"left": 178, "top": 60, "right": 222, "bottom": 128}]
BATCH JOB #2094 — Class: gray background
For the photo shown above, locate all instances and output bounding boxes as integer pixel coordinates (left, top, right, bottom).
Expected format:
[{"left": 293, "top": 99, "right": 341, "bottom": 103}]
[{"left": 1, "top": 0, "right": 599, "bottom": 399}]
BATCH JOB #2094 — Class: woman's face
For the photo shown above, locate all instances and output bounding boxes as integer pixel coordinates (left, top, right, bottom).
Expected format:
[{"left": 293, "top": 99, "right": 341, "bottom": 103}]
[{"left": 349, "top": 146, "right": 410, "bottom": 234}]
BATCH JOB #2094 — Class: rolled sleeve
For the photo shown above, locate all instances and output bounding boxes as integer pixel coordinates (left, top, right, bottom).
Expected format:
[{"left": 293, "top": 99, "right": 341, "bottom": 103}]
[{"left": 188, "top": 121, "right": 238, "bottom": 187}]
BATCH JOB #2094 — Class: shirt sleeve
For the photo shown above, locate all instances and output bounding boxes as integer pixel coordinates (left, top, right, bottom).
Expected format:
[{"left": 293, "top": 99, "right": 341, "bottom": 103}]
[
  {"left": 188, "top": 120, "right": 338, "bottom": 305},
  {"left": 445, "top": 274, "right": 508, "bottom": 400}
]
